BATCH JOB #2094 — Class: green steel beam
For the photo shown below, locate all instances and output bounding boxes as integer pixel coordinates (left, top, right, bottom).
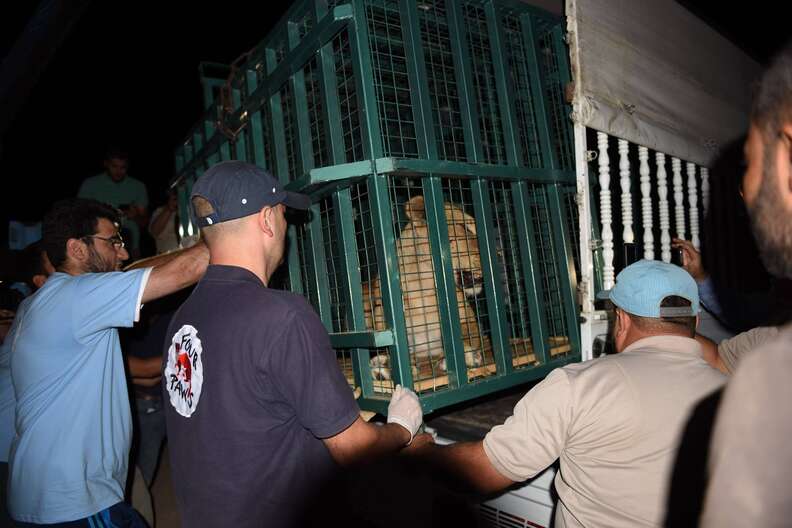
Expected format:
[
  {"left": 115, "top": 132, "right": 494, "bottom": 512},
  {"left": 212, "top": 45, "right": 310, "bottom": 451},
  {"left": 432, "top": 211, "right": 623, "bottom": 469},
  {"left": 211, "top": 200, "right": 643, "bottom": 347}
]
[
  {"left": 447, "top": 0, "right": 482, "bottom": 163},
  {"left": 232, "top": 88, "right": 247, "bottom": 161},
  {"left": 358, "top": 353, "right": 573, "bottom": 415},
  {"left": 286, "top": 224, "right": 304, "bottom": 296},
  {"left": 245, "top": 70, "right": 268, "bottom": 168},
  {"left": 282, "top": 158, "right": 576, "bottom": 194},
  {"left": 292, "top": 66, "right": 313, "bottom": 175},
  {"left": 349, "top": 0, "right": 384, "bottom": 159},
  {"left": 547, "top": 184, "right": 581, "bottom": 350},
  {"left": 366, "top": 172, "right": 414, "bottom": 391},
  {"left": 333, "top": 188, "right": 372, "bottom": 394},
  {"left": 307, "top": 202, "right": 334, "bottom": 328},
  {"left": 486, "top": 2, "right": 519, "bottom": 166},
  {"left": 470, "top": 178, "right": 512, "bottom": 375},
  {"left": 521, "top": 14, "right": 554, "bottom": 170},
  {"left": 376, "top": 158, "right": 575, "bottom": 183},
  {"left": 319, "top": 42, "right": 346, "bottom": 164},
  {"left": 512, "top": 181, "right": 550, "bottom": 364},
  {"left": 329, "top": 330, "right": 396, "bottom": 349},
  {"left": 400, "top": 0, "right": 437, "bottom": 160},
  {"left": 270, "top": 88, "right": 290, "bottom": 184},
  {"left": 550, "top": 25, "right": 574, "bottom": 170},
  {"left": 422, "top": 176, "right": 465, "bottom": 389}
]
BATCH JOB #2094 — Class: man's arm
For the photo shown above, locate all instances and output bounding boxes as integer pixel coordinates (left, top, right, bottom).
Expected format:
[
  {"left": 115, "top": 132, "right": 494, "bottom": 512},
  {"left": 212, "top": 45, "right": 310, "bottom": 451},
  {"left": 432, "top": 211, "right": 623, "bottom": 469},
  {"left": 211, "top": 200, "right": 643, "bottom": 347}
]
[
  {"left": 404, "top": 434, "right": 515, "bottom": 495},
  {"left": 694, "top": 334, "right": 729, "bottom": 374},
  {"left": 322, "top": 384, "right": 423, "bottom": 466},
  {"left": 137, "top": 241, "right": 209, "bottom": 303},
  {"left": 323, "top": 417, "right": 410, "bottom": 466}
]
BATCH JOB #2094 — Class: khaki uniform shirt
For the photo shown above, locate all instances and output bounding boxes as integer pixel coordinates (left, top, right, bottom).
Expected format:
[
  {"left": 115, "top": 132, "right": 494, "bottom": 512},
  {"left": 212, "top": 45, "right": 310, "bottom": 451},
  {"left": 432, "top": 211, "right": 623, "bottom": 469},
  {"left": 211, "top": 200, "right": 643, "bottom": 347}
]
[
  {"left": 717, "top": 326, "right": 778, "bottom": 374},
  {"left": 483, "top": 335, "right": 726, "bottom": 527}
]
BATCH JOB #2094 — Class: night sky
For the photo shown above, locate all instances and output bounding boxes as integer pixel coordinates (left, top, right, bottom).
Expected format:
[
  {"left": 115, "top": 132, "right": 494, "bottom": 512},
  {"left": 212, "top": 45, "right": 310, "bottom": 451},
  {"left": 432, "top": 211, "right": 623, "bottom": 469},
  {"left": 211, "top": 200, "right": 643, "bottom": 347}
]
[
  {"left": 0, "top": 1, "right": 787, "bottom": 249},
  {"left": 0, "top": 0, "right": 292, "bottom": 245}
]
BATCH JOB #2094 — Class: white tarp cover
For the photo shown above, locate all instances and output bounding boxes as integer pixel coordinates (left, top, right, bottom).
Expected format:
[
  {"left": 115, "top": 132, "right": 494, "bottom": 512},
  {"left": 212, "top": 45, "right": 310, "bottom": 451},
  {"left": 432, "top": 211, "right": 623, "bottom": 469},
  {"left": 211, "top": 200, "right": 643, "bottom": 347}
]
[{"left": 566, "top": 0, "right": 760, "bottom": 166}]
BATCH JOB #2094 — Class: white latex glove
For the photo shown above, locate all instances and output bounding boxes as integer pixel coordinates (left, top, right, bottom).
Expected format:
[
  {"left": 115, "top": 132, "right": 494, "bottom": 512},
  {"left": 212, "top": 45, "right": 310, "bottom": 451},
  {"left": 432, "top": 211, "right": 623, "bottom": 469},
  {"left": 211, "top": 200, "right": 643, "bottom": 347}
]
[{"left": 387, "top": 384, "right": 423, "bottom": 444}]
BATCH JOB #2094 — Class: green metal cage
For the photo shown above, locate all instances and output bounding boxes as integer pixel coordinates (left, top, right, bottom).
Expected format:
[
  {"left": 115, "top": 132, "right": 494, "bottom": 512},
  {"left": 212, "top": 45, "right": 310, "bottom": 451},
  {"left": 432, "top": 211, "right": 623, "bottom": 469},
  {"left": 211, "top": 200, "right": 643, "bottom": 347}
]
[{"left": 172, "top": 0, "right": 580, "bottom": 414}]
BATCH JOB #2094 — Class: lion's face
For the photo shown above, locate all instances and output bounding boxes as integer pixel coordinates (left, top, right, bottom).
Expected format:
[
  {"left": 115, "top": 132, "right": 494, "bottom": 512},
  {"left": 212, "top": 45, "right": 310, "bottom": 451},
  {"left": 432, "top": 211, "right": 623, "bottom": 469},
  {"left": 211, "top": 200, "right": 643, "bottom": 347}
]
[
  {"left": 403, "top": 195, "right": 483, "bottom": 298},
  {"left": 448, "top": 222, "right": 484, "bottom": 297}
]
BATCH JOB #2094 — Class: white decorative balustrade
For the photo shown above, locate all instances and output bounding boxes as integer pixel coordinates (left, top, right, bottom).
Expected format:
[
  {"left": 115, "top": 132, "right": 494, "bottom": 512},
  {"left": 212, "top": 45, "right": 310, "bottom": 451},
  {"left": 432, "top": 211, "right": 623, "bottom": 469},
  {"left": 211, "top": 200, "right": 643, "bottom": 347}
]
[
  {"left": 639, "top": 146, "right": 653, "bottom": 260},
  {"left": 656, "top": 152, "right": 671, "bottom": 263},
  {"left": 590, "top": 131, "right": 709, "bottom": 283},
  {"left": 597, "top": 132, "right": 615, "bottom": 290}
]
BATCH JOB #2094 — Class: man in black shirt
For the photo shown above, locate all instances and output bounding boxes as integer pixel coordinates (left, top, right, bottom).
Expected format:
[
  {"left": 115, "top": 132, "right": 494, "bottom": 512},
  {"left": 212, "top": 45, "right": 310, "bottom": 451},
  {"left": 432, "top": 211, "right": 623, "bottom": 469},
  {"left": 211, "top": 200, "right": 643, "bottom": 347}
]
[{"left": 164, "top": 161, "right": 422, "bottom": 527}]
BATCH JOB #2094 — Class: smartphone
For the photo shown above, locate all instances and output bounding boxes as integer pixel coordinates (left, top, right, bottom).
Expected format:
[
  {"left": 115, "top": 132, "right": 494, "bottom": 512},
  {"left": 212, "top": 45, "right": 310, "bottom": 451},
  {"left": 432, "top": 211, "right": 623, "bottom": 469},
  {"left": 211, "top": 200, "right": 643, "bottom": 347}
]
[{"left": 671, "top": 247, "right": 684, "bottom": 267}]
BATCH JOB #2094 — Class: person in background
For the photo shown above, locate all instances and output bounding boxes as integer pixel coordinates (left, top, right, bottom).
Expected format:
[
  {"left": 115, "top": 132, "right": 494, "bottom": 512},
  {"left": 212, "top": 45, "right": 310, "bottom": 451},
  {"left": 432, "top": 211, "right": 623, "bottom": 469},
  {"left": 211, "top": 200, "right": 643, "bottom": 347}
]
[
  {"left": 121, "top": 290, "right": 188, "bottom": 528},
  {"left": 148, "top": 189, "right": 180, "bottom": 254},
  {"left": 0, "top": 241, "right": 54, "bottom": 525},
  {"left": 78, "top": 146, "right": 149, "bottom": 259}
]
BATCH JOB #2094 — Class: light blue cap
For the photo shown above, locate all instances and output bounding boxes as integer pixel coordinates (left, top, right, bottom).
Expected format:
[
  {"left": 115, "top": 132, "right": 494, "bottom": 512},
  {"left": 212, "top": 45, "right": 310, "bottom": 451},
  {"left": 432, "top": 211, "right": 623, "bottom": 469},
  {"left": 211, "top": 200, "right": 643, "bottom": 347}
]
[{"left": 597, "top": 260, "right": 699, "bottom": 317}]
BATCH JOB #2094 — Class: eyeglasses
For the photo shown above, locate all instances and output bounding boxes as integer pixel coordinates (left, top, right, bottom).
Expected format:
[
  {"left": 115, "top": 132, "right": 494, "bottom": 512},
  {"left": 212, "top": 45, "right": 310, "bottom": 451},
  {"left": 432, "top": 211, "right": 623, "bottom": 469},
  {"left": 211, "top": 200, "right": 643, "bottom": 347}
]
[{"left": 84, "top": 234, "right": 125, "bottom": 249}]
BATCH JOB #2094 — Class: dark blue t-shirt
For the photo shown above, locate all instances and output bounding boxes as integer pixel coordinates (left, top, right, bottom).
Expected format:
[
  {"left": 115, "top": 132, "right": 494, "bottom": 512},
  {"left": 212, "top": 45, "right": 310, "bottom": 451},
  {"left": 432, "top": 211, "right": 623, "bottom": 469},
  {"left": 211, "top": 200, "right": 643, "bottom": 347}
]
[{"left": 163, "top": 265, "right": 359, "bottom": 528}]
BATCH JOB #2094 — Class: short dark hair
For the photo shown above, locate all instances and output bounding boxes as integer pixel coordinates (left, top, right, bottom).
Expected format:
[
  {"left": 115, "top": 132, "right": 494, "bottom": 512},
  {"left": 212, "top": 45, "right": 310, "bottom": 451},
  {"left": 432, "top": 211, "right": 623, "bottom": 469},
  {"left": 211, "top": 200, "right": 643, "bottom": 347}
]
[
  {"left": 42, "top": 199, "right": 121, "bottom": 268},
  {"left": 627, "top": 295, "right": 697, "bottom": 337},
  {"left": 751, "top": 41, "right": 792, "bottom": 139},
  {"left": 104, "top": 146, "right": 129, "bottom": 162},
  {"left": 17, "top": 241, "right": 49, "bottom": 289}
]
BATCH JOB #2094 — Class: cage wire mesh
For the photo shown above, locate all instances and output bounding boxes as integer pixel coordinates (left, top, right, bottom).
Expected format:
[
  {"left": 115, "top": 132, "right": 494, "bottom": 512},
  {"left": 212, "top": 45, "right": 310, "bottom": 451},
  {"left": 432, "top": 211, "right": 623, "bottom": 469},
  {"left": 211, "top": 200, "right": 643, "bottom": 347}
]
[
  {"left": 304, "top": 56, "right": 331, "bottom": 169},
  {"left": 441, "top": 178, "right": 496, "bottom": 380},
  {"left": 333, "top": 30, "right": 365, "bottom": 163},
  {"left": 419, "top": 0, "right": 468, "bottom": 162},
  {"left": 296, "top": 223, "right": 321, "bottom": 311},
  {"left": 501, "top": 10, "right": 544, "bottom": 168},
  {"left": 386, "top": 177, "right": 447, "bottom": 392},
  {"left": 320, "top": 196, "right": 349, "bottom": 333},
  {"left": 366, "top": 0, "right": 420, "bottom": 158},
  {"left": 296, "top": 10, "right": 314, "bottom": 42},
  {"left": 527, "top": 183, "right": 573, "bottom": 357},
  {"left": 488, "top": 181, "right": 539, "bottom": 368},
  {"left": 279, "top": 82, "right": 303, "bottom": 181},
  {"left": 537, "top": 26, "right": 574, "bottom": 170},
  {"left": 464, "top": 3, "right": 507, "bottom": 165}
]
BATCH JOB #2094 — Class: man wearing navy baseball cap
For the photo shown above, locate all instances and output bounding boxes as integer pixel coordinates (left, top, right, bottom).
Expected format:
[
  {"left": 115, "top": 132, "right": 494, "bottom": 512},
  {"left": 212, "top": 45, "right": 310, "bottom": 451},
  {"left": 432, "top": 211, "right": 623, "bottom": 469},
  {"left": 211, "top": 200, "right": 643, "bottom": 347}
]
[
  {"left": 405, "top": 259, "right": 726, "bottom": 528},
  {"left": 163, "top": 161, "right": 423, "bottom": 527}
]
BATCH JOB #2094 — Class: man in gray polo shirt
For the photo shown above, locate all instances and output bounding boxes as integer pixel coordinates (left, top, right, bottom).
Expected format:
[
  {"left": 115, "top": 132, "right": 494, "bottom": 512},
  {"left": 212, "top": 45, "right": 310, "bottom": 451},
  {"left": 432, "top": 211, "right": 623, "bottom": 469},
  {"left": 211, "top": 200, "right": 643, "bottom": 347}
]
[{"left": 406, "top": 260, "right": 726, "bottom": 527}]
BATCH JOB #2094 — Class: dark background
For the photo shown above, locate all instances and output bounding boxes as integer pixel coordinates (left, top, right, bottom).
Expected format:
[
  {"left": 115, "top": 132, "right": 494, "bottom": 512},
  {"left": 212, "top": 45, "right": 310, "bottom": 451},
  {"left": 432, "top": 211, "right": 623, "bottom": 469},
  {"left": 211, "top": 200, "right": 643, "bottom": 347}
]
[{"left": 0, "top": 1, "right": 787, "bottom": 248}]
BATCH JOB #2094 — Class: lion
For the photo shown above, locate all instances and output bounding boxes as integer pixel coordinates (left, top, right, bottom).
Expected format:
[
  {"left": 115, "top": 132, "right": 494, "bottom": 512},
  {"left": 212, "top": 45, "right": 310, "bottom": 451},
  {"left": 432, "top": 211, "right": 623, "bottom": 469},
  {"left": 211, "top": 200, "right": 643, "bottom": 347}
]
[{"left": 363, "top": 194, "right": 492, "bottom": 381}]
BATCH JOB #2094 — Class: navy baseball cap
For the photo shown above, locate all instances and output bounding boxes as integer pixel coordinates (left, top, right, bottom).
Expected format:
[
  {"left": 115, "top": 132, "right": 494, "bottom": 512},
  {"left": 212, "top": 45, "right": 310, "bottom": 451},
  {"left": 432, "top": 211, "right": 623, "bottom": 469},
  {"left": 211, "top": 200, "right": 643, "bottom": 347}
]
[
  {"left": 597, "top": 260, "right": 699, "bottom": 317},
  {"left": 191, "top": 161, "right": 310, "bottom": 227}
]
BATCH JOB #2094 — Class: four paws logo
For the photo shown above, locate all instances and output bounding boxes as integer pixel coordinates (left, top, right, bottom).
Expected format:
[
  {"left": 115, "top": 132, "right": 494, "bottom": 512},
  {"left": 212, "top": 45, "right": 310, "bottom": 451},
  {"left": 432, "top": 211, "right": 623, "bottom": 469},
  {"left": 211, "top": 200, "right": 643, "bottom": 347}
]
[{"left": 165, "top": 325, "right": 204, "bottom": 417}]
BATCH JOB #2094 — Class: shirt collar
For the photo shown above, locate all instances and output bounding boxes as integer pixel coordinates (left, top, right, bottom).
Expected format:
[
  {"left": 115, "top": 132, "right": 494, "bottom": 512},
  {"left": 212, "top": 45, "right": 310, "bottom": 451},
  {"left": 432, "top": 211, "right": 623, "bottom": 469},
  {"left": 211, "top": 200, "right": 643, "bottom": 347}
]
[
  {"left": 203, "top": 264, "right": 264, "bottom": 286},
  {"left": 622, "top": 335, "right": 702, "bottom": 356}
]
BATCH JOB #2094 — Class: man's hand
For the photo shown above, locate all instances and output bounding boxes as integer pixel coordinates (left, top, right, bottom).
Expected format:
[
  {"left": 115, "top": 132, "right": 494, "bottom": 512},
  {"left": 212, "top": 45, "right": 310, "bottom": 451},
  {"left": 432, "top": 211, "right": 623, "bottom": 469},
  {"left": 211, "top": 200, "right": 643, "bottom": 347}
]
[
  {"left": 672, "top": 238, "right": 708, "bottom": 282},
  {"left": 386, "top": 384, "right": 423, "bottom": 444}
]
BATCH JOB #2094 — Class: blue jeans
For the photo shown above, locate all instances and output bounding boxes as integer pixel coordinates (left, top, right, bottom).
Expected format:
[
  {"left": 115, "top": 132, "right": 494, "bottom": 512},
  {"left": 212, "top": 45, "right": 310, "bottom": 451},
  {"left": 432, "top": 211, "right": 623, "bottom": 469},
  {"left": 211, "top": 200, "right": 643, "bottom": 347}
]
[{"left": 133, "top": 397, "right": 166, "bottom": 486}]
